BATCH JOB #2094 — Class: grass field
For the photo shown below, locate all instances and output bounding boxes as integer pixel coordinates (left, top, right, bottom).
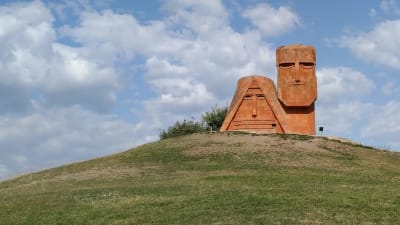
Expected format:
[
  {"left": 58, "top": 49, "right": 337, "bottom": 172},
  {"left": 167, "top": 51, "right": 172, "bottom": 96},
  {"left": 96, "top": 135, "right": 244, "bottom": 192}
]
[{"left": 0, "top": 133, "right": 399, "bottom": 225}]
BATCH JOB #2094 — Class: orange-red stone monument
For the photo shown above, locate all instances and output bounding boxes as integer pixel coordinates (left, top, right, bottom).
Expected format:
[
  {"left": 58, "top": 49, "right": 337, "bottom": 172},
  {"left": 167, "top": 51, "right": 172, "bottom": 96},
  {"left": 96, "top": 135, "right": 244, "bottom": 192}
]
[{"left": 220, "top": 44, "right": 317, "bottom": 135}]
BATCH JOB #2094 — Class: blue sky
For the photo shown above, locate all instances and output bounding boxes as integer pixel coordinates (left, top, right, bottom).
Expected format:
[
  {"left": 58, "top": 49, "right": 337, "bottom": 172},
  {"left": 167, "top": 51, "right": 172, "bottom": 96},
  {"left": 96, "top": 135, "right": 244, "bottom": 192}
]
[{"left": 1, "top": 0, "right": 400, "bottom": 180}]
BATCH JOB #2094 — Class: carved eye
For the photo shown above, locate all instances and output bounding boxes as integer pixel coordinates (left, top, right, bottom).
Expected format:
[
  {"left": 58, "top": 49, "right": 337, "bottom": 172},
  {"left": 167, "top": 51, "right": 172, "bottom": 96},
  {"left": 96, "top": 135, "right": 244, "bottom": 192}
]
[
  {"left": 256, "top": 94, "right": 265, "bottom": 98},
  {"left": 279, "top": 62, "right": 295, "bottom": 68},
  {"left": 244, "top": 94, "right": 252, "bottom": 99},
  {"left": 300, "top": 62, "right": 314, "bottom": 68}
]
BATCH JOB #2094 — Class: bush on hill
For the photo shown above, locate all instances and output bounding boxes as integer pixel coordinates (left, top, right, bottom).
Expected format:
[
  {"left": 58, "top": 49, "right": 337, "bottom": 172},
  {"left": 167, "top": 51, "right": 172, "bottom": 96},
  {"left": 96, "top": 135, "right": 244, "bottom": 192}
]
[
  {"left": 202, "top": 105, "right": 228, "bottom": 131},
  {"left": 159, "top": 119, "right": 205, "bottom": 139},
  {"left": 159, "top": 105, "right": 228, "bottom": 139}
]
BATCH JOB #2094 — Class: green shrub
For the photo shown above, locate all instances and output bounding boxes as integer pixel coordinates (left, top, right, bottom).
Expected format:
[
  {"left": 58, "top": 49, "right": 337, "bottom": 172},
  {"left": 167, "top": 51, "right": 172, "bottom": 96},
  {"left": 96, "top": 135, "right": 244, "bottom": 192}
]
[
  {"left": 159, "top": 119, "right": 205, "bottom": 139},
  {"left": 202, "top": 105, "right": 228, "bottom": 131},
  {"left": 159, "top": 105, "right": 228, "bottom": 139}
]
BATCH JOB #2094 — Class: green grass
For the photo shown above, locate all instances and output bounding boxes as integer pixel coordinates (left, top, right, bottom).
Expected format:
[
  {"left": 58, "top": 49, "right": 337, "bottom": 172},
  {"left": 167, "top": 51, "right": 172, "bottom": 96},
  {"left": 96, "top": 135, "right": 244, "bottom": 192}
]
[{"left": 1, "top": 133, "right": 400, "bottom": 225}]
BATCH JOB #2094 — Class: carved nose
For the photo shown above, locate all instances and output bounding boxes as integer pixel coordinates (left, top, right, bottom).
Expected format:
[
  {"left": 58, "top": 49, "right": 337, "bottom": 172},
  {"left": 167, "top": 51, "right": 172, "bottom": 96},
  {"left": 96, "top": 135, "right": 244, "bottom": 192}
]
[
  {"left": 252, "top": 95, "right": 257, "bottom": 117},
  {"left": 294, "top": 63, "right": 300, "bottom": 82}
]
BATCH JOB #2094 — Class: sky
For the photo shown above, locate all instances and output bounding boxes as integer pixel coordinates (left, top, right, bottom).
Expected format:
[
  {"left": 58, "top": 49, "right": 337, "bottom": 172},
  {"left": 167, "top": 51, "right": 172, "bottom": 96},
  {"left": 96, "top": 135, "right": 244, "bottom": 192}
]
[{"left": 1, "top": 0, "right": 400, "bottom": 180}]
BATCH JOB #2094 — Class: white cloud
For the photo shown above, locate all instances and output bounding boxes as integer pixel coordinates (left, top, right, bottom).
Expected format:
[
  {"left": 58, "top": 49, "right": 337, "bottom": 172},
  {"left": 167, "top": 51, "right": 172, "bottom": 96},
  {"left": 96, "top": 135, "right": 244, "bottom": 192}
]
[
  {"left": 0, "top": 106, "right": 156, "bottom": 180},
  {"left": 317, "top": 67, "right": 375, "bottom": 104},
  {"left": 242, "top": 3, "right": 300, "bottom": 37},
  {"left": 339, "top": 19, "right": 400, "bottom": 70},
  {"left": 61, "top": 9, "right": 190, "bottom": 60},
  {"left": 0, "top": 2, "right": 154, "bottom": 179},
  {"left": 315, "top": 67, "right": 375, "bottom": 139},
  {"left": 380, "top": 0, "right": 400, "bottom": 15},
  {"left": 0, "top": 1, "right": 53, "bottom": 85},
  {"left": 44, "top": 43, "right": 119, "bottom": 112},
  {"left": 162, "top": 0, "right": 229, "bottom": 35},
  {"left": 362, "top": 101, "right": 400, "bottom": 149},
  {"left": 48, "top": 0, "right": 94, "bottom": 21},
  {"left": 61, "top": 0, "right": 277, "bottom": 126},
  {"left": 145, "top": 79, "right": 215, "bottom": 114},
  {"left": 315, "top": 66, "right": 400, "bottom": 149},
  {"left": 368, "top": 0, "right": 400, "bottom": 19},
  {"left": 145, "top": 57, "right": 188, "bottom": 78},
  {"left": 0, "top": 1, "right": 53, "bottom": 113},
  {"left": 316, "top": 101, "right": 374, "bottom": 136},
  {"left": 0, "top": 1, "right": 121, "bottom": 113}
]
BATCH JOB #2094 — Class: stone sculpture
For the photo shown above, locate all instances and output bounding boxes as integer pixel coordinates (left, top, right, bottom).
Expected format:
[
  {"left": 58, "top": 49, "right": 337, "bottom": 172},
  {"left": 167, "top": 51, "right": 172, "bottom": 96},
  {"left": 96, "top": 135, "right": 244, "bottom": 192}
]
[{"left": 220, "top": 44, "right": 317, "bottom": 135}]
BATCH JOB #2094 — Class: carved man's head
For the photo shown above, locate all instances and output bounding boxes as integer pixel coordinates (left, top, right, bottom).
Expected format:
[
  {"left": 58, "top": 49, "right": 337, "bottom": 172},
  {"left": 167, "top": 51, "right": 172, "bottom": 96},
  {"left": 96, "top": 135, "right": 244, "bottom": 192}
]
[{"left": 276, "top": 45, "right": 317, "bottom": 107}]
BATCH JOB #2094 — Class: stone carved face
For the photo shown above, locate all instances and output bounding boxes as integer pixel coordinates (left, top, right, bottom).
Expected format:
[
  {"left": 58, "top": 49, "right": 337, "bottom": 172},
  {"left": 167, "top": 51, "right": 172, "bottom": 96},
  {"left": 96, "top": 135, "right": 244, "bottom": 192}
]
[
  {"left": 276, "top": 45, "right": 317, "bottom": 107},
  {"left": 228, "top": 85, "right": 278, "bottom": 131},
  {"left": 242, "top": 88, "right": 266, "bottom": 118}
]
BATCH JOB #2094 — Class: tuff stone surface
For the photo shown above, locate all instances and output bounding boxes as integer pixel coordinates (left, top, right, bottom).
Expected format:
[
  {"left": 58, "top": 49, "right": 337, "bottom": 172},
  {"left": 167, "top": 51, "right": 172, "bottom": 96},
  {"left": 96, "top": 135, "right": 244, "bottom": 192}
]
[
  {"left": 220, "top": 44, "right": 317, "bottom": 135},
  {"left": 276, "top": 44, "right": 317, "bottom": 107}
]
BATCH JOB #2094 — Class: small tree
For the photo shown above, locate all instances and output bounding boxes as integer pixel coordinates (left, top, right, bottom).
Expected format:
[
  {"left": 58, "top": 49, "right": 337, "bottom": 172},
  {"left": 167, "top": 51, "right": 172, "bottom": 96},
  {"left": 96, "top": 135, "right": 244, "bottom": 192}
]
[
  {"left": 159, "top": 119, "right": 205, "bottom": 139},
  {"left": 202, "top": 105, "right": 228, "bottom": 131}
]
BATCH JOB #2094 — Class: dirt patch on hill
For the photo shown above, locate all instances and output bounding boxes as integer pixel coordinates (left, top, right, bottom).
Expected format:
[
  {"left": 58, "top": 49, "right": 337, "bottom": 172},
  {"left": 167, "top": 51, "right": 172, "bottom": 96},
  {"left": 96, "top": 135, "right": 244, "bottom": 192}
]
[{"left": 182, "top": 133, "right": 365, "bottom": 171}]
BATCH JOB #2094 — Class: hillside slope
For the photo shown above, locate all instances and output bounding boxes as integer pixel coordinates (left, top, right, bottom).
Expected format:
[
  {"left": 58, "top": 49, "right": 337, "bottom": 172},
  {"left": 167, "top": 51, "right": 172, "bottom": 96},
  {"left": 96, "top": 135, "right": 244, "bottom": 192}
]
[{"left": 1, "top": 133, "right": 400, "bottom": 225}]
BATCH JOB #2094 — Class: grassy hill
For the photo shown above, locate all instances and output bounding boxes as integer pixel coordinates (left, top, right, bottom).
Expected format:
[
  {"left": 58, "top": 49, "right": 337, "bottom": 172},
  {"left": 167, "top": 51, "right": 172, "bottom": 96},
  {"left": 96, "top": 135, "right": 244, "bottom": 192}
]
[{"left": 1, "top": 133, "right": 400, "bottom": 225}]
